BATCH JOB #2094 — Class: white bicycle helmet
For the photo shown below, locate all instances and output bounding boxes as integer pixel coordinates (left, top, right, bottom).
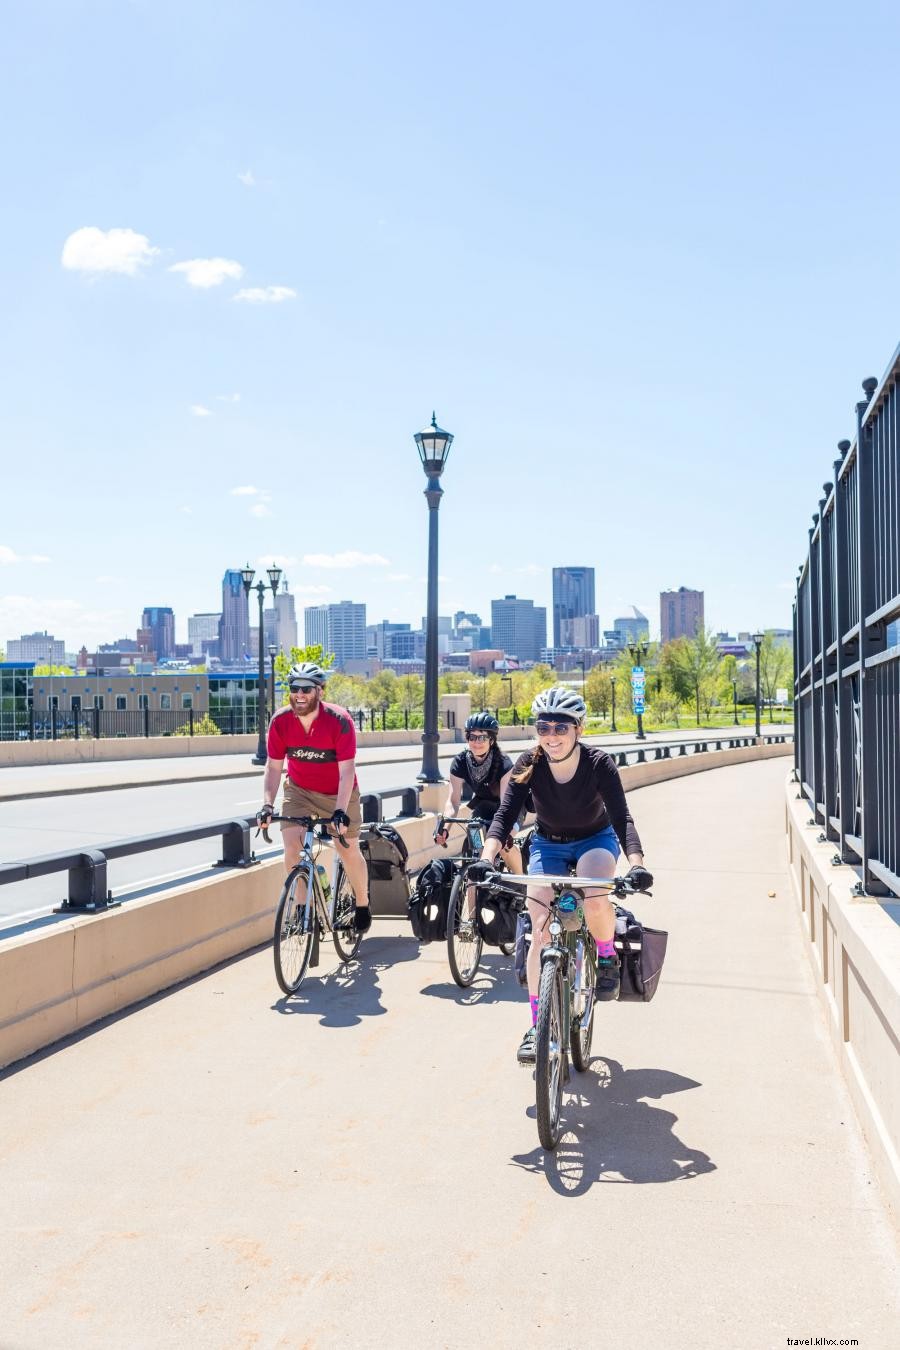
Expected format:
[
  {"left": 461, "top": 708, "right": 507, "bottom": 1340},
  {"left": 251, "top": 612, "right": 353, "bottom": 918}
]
[
  {"left": 531, "top": 685, "right": 586, "bottom": 723},
  {"left": 288, "top": 661, "right": 328, "bottom": 687}
]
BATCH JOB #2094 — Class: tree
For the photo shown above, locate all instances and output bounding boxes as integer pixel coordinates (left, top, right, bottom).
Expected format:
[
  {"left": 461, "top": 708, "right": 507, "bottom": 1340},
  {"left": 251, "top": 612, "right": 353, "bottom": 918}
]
[
  {"left": 33, "top": 664, "right": 73, "bottom": 676},
  {"left": 660, "top": 631, "right": 720, "bottom": 725},
  {"left": 584, "top": 664, "right": 613, "bottom": 717},
  {"left": 758, "top": 631, "right": 793, "bottom": 721},
  {"left": 174, "top": 713, "right": 220, "bottom": 736},
  {"left": 273, "top": 644, "right": 335, "bottom": 704}
]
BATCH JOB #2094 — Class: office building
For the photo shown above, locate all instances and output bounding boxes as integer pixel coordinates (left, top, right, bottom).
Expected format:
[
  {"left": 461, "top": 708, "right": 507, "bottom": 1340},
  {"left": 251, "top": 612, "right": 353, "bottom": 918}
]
[
  {"left": 7, "top": 631, "right": 65, "bottom": 664},
  {"left": 219, "top": 570, "right": 251, "bottom": 663},
  {"left": 366, "top": 621, "right": 411, "bottom": 660},
  {"left": 560, "top": 614, "right": 601, "bottom": 648},
  {"left": 490, "top": 595, "right": 547, "bottom": 664},
  {"left": 552, "top": 567, "right": 596, "bottom": 647},
  {"left": 660, "top": 587, "right": 704, "bottom": 643},
  {"left": 273, "top": 583, "right": 298, "bottom": 653},
  {"left": 613, "top": 607, "right": 650, "bottom": 646},
  {"left": 305, "top": 601, "right": 367, "bottom": 669},
  {"left": 141, "top": 607, "right": 175, "bottom": 660},
  {"left": 188, "top": 613, "right": 221, "bottom": 658}
]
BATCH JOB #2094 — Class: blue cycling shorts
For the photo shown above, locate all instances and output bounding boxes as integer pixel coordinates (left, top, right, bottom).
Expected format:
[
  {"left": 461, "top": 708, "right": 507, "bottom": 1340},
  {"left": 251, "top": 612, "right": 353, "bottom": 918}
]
[{"left": 528, "top": 825, "right": 620, "bottom": 876}]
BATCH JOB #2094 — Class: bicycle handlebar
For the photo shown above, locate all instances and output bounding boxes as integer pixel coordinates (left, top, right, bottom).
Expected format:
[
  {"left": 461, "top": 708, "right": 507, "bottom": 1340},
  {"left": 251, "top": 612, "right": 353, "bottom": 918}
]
[
  {"left": 481, "top": 872, "right": 646, "bottom": 899},
  {"left": 256, "top": 813, "right": 348, "bottom": 848}
]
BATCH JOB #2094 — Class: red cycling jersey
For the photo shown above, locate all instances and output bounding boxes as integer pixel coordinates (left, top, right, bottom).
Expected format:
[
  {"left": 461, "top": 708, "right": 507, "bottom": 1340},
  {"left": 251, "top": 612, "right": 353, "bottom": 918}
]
[{"left": 266, "top": 701, "right": 358, "bottom": 795}]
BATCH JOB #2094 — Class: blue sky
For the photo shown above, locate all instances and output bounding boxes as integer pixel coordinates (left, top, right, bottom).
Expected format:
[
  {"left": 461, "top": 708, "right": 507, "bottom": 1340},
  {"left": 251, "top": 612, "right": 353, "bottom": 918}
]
[{"left": 3, "top": 0, "right": 900, "bottom": 650}]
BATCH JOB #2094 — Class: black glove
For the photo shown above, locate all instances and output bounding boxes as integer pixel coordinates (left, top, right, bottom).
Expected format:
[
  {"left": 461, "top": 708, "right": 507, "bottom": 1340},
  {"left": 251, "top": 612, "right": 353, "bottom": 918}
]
[
  {"left": 330, "top": 809, "right": 351, "bottom": 834},
  {"left": 433, "top": 817, "right": 448, "bottom": 846},
  {"left": 626, "top": 864, "right": 654, "bottom": 892},
  {"left": 257, "top": 804, "right": 274, "bottom": 827},
  {"left": 467, "top": 858, "right": 499, "bottom": 883}
]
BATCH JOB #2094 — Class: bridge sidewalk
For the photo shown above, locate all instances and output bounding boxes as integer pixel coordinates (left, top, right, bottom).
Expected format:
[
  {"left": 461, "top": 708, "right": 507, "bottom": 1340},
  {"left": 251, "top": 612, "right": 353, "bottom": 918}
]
[{"left": 1, "top": 757, "right": 896, "bottom": 1349}]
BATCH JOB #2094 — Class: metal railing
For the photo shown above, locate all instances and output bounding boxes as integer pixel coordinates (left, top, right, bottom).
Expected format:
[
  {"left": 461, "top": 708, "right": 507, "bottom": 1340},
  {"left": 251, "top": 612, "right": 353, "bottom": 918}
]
[
  {"left": 0, "top": 707, "right": 258, "bottom": 741},
  {"left": 0, "top": 788, "right": 422, "bottom": 914},
  {"left": 795, "top": 346, "right": 900, "bottom": 898}
]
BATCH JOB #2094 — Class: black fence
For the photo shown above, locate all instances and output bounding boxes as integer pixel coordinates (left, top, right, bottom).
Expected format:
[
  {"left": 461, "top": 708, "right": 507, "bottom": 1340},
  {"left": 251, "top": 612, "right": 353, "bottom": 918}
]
[
  {"left": 795, "top": 347, "right": 900, "bottom": 898},
  {"left": 0, "top": 707, "right": 258, "bottom": 741}
]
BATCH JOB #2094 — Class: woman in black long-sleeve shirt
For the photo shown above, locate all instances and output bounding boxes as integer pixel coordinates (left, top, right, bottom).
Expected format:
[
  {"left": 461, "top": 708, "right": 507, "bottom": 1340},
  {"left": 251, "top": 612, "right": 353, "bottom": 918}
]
[{"left": 476, "top": 685, "right": 652, "bottom": 1066}]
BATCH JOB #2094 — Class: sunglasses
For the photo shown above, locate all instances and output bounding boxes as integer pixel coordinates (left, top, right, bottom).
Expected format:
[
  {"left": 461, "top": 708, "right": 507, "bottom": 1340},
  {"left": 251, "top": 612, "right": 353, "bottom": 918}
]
[
  {"left": 466, "top": 732, "right": 490, "bottom": 742},
  {"left": 289, "top": 683, "right": 317, "bottom": 694},
  {"left": 535, "top": 720, "right": 576, "bottom": 736}
]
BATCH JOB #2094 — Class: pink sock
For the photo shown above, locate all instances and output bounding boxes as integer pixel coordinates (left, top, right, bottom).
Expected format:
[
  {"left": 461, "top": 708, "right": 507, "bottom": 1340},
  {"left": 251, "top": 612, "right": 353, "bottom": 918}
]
[
  {"left": 596, "top": 938, "right": 616, "bottom": 959},
  {"left": 529, "top": 995, "right": 539, "bottom": 1026}
]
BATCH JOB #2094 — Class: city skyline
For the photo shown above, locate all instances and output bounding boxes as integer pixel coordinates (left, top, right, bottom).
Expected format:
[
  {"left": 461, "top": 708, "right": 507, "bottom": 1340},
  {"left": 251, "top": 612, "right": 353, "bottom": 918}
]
[{"left": 4, "top": 4, "right": 898, "bottom": 652}]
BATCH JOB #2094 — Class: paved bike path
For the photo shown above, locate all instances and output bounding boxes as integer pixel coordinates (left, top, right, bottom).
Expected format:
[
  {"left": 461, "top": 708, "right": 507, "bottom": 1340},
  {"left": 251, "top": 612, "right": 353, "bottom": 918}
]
[{"left": 1, "top": 757, "right": 896, "bottom": 1349}]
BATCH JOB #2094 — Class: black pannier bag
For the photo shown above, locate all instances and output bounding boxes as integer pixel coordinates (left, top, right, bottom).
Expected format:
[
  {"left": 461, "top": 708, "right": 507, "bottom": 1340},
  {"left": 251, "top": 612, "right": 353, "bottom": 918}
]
[
  {"left": 358, "top": 824, "right": 410, "bottom": 917},
  {"left": 475, "top": 884, "right": 519, "bottom": 947},
  {"left": 614, "top": 910, "right": 668, "bottom": 1003},
  {"left": 514, "top": 909, "right": 531, "bottom": 987},
  {"left": 408, "top": 858, "right": 455, "bottom": 943}
]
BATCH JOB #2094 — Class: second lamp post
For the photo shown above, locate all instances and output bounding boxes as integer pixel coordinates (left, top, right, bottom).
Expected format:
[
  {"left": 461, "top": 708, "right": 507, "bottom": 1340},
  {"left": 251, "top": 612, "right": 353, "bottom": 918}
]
[
  {"left": 241, "top": 562, "right": 282, "bottom": 765},
  {"left": 414, "top": 413, "right": 453, "bottom": 783}
]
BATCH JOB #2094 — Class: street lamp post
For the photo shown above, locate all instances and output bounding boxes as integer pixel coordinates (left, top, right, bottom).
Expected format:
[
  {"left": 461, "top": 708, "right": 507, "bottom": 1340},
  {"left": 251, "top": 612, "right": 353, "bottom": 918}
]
[
  {"left": 610, "top": 675, "right": 618, "bottom": 733},
  {"left": 414, "top": 413, "right": 453, "bottom": 783},
  {"left": 502, "top": 674, "right": 514, "bottom": 723},
  {"left": 751, "top": 631, "right": 764, "bottom": 740},
  {"left": 627, "top": 640, "right": 648, "bottom": 740},
  {"left": 480, "top": 672, "right": 487, "bottom": 711},
  {"left": 241, "top": 562, "right": 283, "bottom": 765},
  {"left": 576, "top": 657, "right": 586, "bottom": 697},
  {"left": 732, "top": 677, "right": 739, "bottom": 726},
  {"left": 268, "top": 644, "right": 278, "bottom": 719}
]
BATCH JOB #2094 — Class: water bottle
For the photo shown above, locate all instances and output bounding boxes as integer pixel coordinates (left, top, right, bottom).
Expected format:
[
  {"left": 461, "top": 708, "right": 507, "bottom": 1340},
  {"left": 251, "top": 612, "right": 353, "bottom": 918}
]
[
  {"left": 316, "top": 863, "right": 332, "bottom": 907},
  {"left": 558, "top": 891, "right": 582, "bottom": 931},
  {"left": 614, "top": 908, "right": 629, "bottom": 936}
]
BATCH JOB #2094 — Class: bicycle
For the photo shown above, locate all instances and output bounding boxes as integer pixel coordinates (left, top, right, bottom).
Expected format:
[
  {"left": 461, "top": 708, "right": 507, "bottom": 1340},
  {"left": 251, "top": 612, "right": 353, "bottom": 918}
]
[
  {"left": 482, "top": 871, "right": 644, "bottom": 1150},
  {"left": 259, "top": 814, "right": 361, "bottom": 995},
  {"left": 437, "top": 816, "right": 518, "bottom": 988}
]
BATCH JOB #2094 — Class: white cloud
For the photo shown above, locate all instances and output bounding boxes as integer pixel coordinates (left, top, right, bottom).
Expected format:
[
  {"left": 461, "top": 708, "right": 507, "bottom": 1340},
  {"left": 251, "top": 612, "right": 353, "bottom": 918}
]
[
  {"left": 302, "top": 551, "right": 389, "bottom": 569},
  {"left": 216, "top": 393, "right": 241, "bottom": 403},
  {"left": 233, "top": 285, "right": 296, "bottom": 304},
  {"left": 0, "top": 545, "right": 51, "bottom": 564},
  {"left": 62, "top": 226, "right": 159, "bottom": 276},
  {"left": 230, "top": 485, "right": 263, "bottom": 497},
  {"left": 250, "top": 503, "right": 271, "bottom": 518},
  {"left": 169, "top": 257, "right": 244, "bottom": 289},
  {"left": 190, "top": 404, "right": 213, "bottom": 417},
  {"left": 179, "top": 506, "right": 192, "bottom": 515},
  {"left": 230, "top": 484, "right": 272, "bottom": 515},
  {"left": 238, "top": 170, "right": 256, "bottom": 187}
]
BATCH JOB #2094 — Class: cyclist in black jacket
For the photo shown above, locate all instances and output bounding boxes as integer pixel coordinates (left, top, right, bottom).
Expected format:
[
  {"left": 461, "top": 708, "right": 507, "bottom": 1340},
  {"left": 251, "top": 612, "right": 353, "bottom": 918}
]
[
  {"left": 472, "top": 686, "right": 653, "bottom": 1065},
  {"left": 435, "top": 712, "right": 522, "bottom": 873}
]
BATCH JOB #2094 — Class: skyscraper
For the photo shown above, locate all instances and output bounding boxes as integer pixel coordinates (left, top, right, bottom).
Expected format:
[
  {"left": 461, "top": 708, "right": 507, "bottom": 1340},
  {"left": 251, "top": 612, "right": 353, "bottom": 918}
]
[
  {"left": 552, "top": 567, "right": 596, "bottom": 646},
  {"left": 141, "top": 607, "right": 175, "bottom": 660},
  {"left": 660, "top": 587, "right": 704, "bottom": 643},
  {"left": 304, "top": 601, "right": 367, "bottom": 668},
  {"left": 491, "top": 595, "right": 547, "bottom": 664},
  {"left": 613, "top": 606, "right": 650, "bottom": 645},
  {"left": 219, "top": 570, "right": 251, "bottom": 662},
  {"left": 188, "top": 613, "right": 221, "bottom": 658}
]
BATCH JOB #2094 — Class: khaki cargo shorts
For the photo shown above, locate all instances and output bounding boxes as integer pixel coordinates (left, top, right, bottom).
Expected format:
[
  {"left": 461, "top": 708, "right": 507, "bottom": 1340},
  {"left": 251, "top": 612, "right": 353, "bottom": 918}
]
[{"left": 281, "top": 780, "right": 363, "bottom": 840}]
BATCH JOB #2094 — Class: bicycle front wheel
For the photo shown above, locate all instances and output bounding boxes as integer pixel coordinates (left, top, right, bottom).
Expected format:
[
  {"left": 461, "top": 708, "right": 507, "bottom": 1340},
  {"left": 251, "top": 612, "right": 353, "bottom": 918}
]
[
  {"left": 332, "top": 862, "right": 363, "bottom": 964},
  {"left": 274, "top": 866, "right": 314, "bottom": 995},
  {"left": 535, "top": 956, "right": 565, "bottom": 1150},
  {"left": 446, "top": 867, "right": 483, "bottom": 987},
  {"left": 570, "top": 936, "right": 596, "bottom": 1073}
]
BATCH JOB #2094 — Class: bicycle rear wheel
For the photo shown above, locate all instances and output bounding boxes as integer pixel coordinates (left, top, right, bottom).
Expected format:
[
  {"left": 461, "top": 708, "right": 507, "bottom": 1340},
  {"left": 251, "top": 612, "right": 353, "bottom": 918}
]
[
  {"left": 332, "top": 862, "right": 363, "bottom": 963},
  {"left": 535, "top": 956, "right": 565, "bottom": 1150},
  {"left": 274, "top": 865, "right": 314, "bottom": 995},
  {"left": 570, "top": 936, "right": 596, "bottom": 1072},
  {"left": 446, "top": 866, "right": 484, "bottom": 987}
]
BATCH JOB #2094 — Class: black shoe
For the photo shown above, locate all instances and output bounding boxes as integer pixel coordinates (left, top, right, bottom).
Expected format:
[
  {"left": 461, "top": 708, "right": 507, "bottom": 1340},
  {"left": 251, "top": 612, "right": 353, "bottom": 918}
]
[
  {"left": 595, "top": 954, "right": 620, "bottom": 1001},
  {"left": 517, "top": 1025, "right": 537, "bottom": 1066},
  {"left": 353, "top": 905, "right": 372, "bottom": 933}
]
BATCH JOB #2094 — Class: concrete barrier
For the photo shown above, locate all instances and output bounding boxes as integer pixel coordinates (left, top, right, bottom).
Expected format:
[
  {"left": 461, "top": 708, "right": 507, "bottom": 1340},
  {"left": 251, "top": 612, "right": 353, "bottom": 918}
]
[
  {"left": 0, "top": 740, "right": 792, "bottom": 1072},
  {"left": 784, "top": 780, "right": 900, "bottom": 1217}
]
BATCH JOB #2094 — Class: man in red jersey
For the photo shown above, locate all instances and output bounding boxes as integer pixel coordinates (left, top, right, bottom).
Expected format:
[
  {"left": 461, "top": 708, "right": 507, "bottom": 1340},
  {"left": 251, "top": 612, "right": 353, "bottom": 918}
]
[{"left": 258, "top": 660, "right": 370, "bottom": 931}]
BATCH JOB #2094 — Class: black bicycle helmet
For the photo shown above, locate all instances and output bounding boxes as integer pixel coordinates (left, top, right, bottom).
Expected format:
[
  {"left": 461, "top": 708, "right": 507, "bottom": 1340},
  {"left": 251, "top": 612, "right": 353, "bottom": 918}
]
[{"left": 465, "top": 711, "right": 499, "bottom": 735}]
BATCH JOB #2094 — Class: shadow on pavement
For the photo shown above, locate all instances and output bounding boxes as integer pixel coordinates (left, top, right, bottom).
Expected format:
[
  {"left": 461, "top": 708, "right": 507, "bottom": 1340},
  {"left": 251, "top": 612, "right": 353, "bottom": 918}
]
[
  {"left": 511, "top": 1058, "right": 716, "bottom": 1196},
  {"left": 419, "top": 952, "right": 522, "bottom": 1006},
  {"left": 271, "top": 934, "right": 419, "bottom": 1028}
]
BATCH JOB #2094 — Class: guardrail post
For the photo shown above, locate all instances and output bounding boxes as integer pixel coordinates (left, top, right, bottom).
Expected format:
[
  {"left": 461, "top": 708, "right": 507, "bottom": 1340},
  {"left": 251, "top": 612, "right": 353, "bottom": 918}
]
[
  {"left": 51, "top": 705, "right": 57, "bottom": 740},
  {"left": 59, "top": 850, "right": 110, "bottom": 911},
  {"left": 29, "top": 707, "right": 34, "bottom": 741},
  {"left": 74, "top": 710, "right": 79, "bottom": 741},
  {"left": 189, "top": 708, "right": 194, "bottom": 736},
  {"left": 400, "top": 787, "right": 420, "bottom": 817},
  {"left": 218, "top": 821, "right": 254, "bottom": 868},
  {"left": 361, "top": 793, "right": 382, "bottom": 824}
]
